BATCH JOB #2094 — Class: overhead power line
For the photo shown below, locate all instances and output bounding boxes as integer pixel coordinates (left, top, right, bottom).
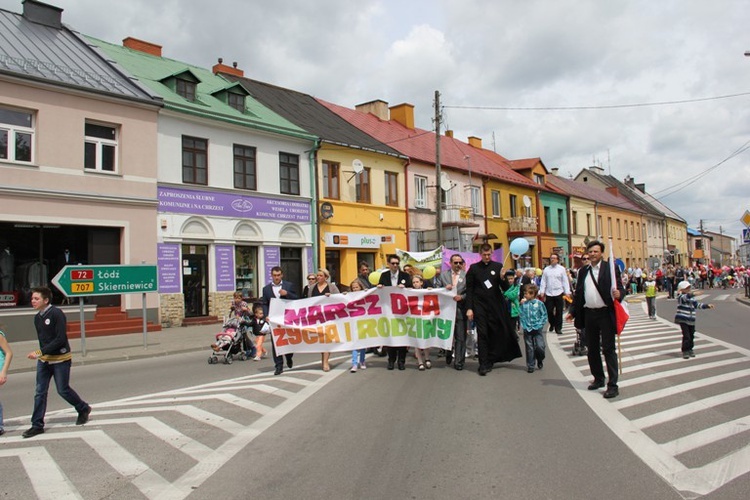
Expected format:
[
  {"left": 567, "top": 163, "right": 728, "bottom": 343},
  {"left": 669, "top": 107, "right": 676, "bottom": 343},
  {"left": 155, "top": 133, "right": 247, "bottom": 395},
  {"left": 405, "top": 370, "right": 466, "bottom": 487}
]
[{"left": 444, "top": 91, "right": 750, "bottom": 111}]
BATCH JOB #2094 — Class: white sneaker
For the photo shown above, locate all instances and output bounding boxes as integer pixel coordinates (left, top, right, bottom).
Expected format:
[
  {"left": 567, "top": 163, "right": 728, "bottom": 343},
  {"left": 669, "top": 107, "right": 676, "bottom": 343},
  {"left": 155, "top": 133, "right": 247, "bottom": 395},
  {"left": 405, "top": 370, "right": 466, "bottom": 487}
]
[
  {"left": 359, "top": 362, "right": 367, "bottom": 370},
  {"left": 350, "top": 365, "right": 358, "bottom": 373},
  {"left": 253, "top": 356, "right": 261, "bottom": 361}
]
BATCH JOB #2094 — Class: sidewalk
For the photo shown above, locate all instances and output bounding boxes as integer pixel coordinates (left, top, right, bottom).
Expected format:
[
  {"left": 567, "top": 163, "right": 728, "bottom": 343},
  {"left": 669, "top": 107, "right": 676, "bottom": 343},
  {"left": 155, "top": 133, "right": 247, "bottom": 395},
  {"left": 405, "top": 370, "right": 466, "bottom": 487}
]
[{"left": 7, "top": 322, "right": 222, "bottom": 374}]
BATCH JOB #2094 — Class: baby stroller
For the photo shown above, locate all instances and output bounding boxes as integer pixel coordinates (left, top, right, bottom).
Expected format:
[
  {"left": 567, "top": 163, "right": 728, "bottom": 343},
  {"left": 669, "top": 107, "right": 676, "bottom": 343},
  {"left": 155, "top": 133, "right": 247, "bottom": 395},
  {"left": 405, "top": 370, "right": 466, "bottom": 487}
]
[
  {"left": 208, "top": 316, "right": 251, "bottom": 365},
  {"left": 572, "top": 327, "right": 588, "bottom": 356}
]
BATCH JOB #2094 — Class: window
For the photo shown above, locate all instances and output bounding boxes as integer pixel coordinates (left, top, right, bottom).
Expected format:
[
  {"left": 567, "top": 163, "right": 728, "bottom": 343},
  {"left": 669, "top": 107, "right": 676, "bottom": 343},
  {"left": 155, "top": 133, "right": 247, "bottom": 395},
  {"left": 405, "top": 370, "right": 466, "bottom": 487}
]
[
  {"left": 509, "top": 194, "right": 517, "bottom": 218},
  {"left": 631, "top": 221, "right": 635, "bottom": 240},
  {"left": 84, "top": 122, "right": 117, "bottom": 172},
  {"left": 491, "top": 190, "right": 501, "bottom": 217},
  {"left": 586, "top": 214, "right": 592, "bottom": 236},
  {"left": 356, "top": 167, "right": 371, "bottom": 203},
  {"left": 322, "top": 161, "right": 339, "bottom": 199},
  {"left": 0, "top": 106, "right": 33, "bottom": 163},
  {"left": 544, "top": 207, "right": 551, "bottom": 232},
  {"left": 176, "top": 78, "right": 196, "bottom": 101},
  {"left": 228, "top": 93, "right": 245, "bottom": 112},
  {"left": 385, "top": 171, "right": 398, "bottom": 206},
  {"left": 617, "top": 219, "right": 622, "bottom": 239},
  {"left": 572, "top": 211, "right": 578, "bottom": 234},
  {"left": 470, "top": 186, "right": 481, "bottom": 215},
  {"left": 534, "top": 173, "right": 544, "bottom": 185},
  {"left": 557, "top": 209, "right": 564, "bottom": 233},
  {"left": 414, "top": 175, "right": 427, "bottom": 208},
  {"left": 182, "top": 136, "right": 207, "bottom": 185},
  {"left": 233, "top": 144, "right": 256, "bottom": 190},
  {"left": 598, "top": 216, "right": 603, "bottom": 237},
  {"left": 279, "top": 152, "right": 300, "bottom": 195},
  {"left": 607, "top": 217, "right": 613, "bottom": 238}
]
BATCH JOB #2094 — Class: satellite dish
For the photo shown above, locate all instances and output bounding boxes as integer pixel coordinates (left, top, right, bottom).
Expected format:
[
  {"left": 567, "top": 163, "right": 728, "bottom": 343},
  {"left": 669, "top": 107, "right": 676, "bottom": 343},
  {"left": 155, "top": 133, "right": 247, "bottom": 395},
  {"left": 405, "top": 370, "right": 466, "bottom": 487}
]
[
  {"left": 440, "top": 172, "right": 451, "bottom": 191},
  {"left": 352, "top": 159, "right": 364, "bottom": 174},
  {"left": 522, "top": 195, "right": 532, "bottom": 208}
]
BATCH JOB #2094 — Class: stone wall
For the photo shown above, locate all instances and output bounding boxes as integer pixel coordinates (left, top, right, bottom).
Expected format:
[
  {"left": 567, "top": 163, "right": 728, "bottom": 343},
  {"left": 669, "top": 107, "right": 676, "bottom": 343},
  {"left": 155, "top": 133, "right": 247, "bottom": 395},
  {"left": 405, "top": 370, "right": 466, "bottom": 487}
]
[
  {"left": 159, "top": 293, "right": 184, "bottom": 328},
  {"left": 210, "top": 291, "right": 234, "bottom": 319}
]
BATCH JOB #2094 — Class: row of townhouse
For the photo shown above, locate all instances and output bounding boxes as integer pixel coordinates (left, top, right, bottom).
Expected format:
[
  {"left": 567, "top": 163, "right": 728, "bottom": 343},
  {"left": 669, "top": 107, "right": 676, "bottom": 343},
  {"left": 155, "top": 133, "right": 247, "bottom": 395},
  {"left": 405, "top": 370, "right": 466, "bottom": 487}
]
[{"left": 1, "top": 1, "right": 688, "bottom": 338}]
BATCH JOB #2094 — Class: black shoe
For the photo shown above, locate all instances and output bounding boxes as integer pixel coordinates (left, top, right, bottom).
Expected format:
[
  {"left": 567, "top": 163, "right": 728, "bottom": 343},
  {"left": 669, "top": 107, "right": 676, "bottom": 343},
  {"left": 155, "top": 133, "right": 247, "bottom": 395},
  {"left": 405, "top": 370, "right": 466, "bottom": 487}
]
[
  {"left": 603, "top": 387, "right": 619, "bottom": 399},
  {"left": 0, "top": 429, "right": 5, "bottom": 436},
  {"left": 455, "top": 364, "right": 464, "bottom": 371},
  {"left": 555, "top": 330, "right": 562, "bottom": 335},
  {"left": 274, "top": 367, "right": 283, "bottom": 376},
  {"left": 22, "top": 427, "right": 44, "bottom": 438},
  {"left": 446, "top": 352, "right": 453, "bottom": 365},
  {"left": 397, "top": 362, "right": 405, "bottom": 371},
  {"left": 587, "top": 379, "right": 605, "bottom": 390},
  {"left": 682, "top": 352, "right": 690, "bottom": 359},
  {"left": 76, "top": 406, "right": 91, "bottom": 425},
  {"left": 287, "top": 358, "right": 293, "bottom": 369},
  {"left": 537, "top": 360, "right": 543, "bottom": 369},
  {"left": 527, "top": 367, "right": 534, "bottom": 373},
  {"left": 387, "top": 361, "right": 395, "bottom": 370},
  {"left": 689, "top": 350, "right": 695, "bottom": 358},
  {"left": 478, "top": 367, "right": 488, "bottom": 376},
  {"left": 548, "top": 326, "right": 554, "bottom": 332}
]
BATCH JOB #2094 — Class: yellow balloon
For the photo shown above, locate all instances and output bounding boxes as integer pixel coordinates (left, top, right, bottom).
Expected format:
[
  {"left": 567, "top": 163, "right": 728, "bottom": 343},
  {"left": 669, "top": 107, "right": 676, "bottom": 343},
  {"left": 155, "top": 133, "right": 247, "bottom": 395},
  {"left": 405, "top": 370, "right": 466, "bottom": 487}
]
[
  {"left": 535, "top": 268, "right": 542, "bottom": 276},
  {"left": 368, "top": 271, "right": 382, "bottom": 286},
  {"left": 422, "top": 265, "right": 436, "bottom": 280}
]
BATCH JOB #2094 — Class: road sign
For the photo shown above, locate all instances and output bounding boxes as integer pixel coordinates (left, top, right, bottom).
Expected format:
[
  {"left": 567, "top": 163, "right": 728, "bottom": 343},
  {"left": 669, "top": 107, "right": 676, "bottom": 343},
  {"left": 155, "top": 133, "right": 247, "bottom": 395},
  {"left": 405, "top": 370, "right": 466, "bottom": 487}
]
[
  {"left": 743, "top": 228, "right": 750, "bottom": 244},
  {"left": 52, "top": 264, "right": 158, "bottom": 297},
  {"left": 741, "top": 210, "right": 750, "bottom": 228}
]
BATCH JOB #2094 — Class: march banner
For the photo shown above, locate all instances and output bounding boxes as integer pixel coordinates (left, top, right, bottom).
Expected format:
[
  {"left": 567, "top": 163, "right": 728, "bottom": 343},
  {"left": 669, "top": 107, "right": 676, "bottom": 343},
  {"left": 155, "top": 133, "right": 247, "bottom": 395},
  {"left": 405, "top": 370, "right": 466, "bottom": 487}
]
[{"left": 269, "top": 287, "right": 457, "bottom": 355}]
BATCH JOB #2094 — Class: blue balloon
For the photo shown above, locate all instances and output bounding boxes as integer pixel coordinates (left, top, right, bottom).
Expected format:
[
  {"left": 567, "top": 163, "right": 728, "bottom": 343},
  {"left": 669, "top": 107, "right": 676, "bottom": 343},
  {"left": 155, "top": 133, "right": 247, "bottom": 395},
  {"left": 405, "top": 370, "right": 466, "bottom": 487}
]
[{"left": 509, "top": 238, "right": 530, "bottom": 255}]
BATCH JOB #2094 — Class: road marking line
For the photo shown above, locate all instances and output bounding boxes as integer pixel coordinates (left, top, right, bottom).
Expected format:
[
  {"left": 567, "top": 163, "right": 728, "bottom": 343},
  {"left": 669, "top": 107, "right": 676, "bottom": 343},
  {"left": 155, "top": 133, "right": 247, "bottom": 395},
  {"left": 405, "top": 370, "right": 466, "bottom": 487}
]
[
  {"left": 631, "top": 386, "right": 750, "bottom": 429},
  {"left": 0, "top": 447, "right": 81, "bottom": 499}
]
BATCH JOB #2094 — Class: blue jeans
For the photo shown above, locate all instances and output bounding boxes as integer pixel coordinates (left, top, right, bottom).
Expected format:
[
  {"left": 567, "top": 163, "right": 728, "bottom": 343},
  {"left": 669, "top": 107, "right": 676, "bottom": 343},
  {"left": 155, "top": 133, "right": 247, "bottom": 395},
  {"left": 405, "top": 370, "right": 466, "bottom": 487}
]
[
  {"left": 351, "top": 349, "right": 366, "bottom": 366},
  {"left": 523, "top": 329, "right": 546, "bottom": 369},
  {"left": 32, "top": 360, "right": 88, "bottom": 429}
]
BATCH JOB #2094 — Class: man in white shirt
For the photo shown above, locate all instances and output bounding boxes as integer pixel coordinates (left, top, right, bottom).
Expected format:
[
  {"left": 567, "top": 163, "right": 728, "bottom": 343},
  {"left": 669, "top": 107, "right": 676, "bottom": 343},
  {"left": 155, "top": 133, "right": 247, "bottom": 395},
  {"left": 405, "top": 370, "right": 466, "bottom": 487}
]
[{"left": 539, "top": 253, "right": 571, "bottom": 334}]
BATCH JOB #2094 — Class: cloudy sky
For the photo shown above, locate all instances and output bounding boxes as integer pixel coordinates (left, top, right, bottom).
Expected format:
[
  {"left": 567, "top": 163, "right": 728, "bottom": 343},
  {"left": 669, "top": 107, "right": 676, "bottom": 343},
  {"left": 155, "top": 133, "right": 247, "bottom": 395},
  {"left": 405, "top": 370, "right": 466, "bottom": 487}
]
[{"left": 4, "top": 0, "right": 749, "bottom": 243}]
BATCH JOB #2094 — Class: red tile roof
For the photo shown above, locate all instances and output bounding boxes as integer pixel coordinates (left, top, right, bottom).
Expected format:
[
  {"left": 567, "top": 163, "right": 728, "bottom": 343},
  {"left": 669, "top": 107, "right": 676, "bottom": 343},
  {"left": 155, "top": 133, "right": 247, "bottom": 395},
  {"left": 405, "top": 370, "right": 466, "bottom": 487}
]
[
  {"left": 545, "top": 175, "right": 645, "bottom": 213},
  {"left": 318, "top": 98, "right": 542, "bottom": 190}
]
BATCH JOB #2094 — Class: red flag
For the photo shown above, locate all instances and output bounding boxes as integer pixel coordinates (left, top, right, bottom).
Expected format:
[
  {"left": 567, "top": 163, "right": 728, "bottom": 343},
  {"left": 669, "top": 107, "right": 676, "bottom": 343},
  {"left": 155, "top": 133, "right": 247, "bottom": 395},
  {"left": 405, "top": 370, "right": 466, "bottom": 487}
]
[{"left": 608, "top": 238, "right": 629, "bottom": 335}]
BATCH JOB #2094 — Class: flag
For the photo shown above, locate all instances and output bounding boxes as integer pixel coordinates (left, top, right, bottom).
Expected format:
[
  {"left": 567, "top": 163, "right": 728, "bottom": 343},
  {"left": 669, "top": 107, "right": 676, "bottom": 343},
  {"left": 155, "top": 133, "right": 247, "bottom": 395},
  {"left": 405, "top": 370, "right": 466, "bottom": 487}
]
[{"left": 608, "top": 238, "right": 629, "bottom": 335}]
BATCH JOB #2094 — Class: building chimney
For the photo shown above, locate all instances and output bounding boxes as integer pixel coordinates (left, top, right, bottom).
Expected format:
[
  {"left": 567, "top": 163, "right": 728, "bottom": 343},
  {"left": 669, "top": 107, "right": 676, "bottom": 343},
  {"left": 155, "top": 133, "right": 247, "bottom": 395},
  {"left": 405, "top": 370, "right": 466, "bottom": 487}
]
[
  {"left": 605, "top": 186, "right": 619, "bottom": 197},
  {"left": 550, "top": 167, "right": 559, "bottom": 176},
  {"left": 123, "top": 37, "right": 162, "bottom": 57},
  {"left": 468, "top": 136, "right": 482, "bottom": 149},
  {"left": 389, "top": 103, "right": 415, "bottom": 129},
  {"left": 355, "top": 100, "right": 389, "bottom": 121},
  {"left": 589, "top": 165, "right": 605, "bottom": 174},
  {"left": 445, "top": 130, "right": 453, "bottom": 138},
  {"left": 212, "top": 58, "right": 244, "bottom": 77},
  {"left": 22, "top": 0, "right": 62, "bottom": 29},
  {"left": 635, "top": 183, "right": 646, "bottom": 193}
]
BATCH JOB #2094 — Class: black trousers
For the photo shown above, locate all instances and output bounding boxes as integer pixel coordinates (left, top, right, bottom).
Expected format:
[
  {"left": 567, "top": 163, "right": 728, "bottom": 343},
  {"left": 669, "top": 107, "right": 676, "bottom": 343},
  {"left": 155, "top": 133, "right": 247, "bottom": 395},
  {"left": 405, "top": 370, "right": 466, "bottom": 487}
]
[
  {"left": 545, "top": 294, "right": 564, "bottom": 333},
  {"left": 387, "top": 346, "right": 407, "bottom": 364},
  {"left": 271, "top": 341, "right": 293, "bottom": 371},
  {"left": 584, "top": 308, "right": 618, "bottom": 388}
]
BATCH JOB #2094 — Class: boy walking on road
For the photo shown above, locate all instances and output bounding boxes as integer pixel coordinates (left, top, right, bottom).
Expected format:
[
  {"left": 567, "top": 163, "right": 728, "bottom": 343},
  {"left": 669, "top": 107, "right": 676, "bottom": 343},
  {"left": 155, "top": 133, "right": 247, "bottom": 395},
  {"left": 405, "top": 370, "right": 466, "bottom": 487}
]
[
  {"left": 23, "top": 286, "right": 91, "bottom": 438},
  {"left": 519, "top": 284, "right": 548, "bottom": 373}
]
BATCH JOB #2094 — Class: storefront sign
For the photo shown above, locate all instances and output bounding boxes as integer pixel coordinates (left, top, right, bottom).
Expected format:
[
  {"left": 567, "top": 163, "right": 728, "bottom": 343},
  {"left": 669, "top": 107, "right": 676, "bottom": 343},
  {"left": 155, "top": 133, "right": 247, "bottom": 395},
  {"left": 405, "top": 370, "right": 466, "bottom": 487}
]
[
  {"left": 269, "top": 288, "right": 456, "bottom": 355},
  {"left": 158, "top": 187, "right": 311, "bottom": 222},
  {"left": 263, "top": 246, "right": 280, "bottom": 284},
  {"left": 0, "top": 292, "right": 18, "bottom": 307},
  {"left": 157, "top": 244, "right": 181, "bottom": 293},
  {"left": 325, "top": 232, "right": 392, "bottom": 249},
  {"left": 215, "top": 245, "right": 235, "bottom": 292}
]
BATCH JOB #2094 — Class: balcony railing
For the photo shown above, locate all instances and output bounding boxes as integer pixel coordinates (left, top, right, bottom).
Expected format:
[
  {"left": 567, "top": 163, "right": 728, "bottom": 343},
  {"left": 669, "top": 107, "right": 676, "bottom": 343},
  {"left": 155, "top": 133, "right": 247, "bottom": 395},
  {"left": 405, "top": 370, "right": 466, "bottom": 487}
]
[
  {"left": 509, "top": 216, "right": 537, "bottom": 232},
  {"left": 442, "top": 204, "right": 480, "bottom": 226}
]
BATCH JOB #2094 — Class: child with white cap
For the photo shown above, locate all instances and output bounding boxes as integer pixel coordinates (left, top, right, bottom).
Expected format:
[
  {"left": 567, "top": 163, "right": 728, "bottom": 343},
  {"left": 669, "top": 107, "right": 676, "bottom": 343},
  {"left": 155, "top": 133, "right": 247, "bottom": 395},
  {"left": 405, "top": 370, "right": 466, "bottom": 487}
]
[{"left": 674, "top": 280, "right": 714, "bottom": 359}]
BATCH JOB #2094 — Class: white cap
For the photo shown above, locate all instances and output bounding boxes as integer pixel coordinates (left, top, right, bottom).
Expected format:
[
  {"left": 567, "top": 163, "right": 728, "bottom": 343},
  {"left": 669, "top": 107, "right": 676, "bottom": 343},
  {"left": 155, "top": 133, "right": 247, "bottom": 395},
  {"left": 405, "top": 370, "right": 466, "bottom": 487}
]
[{"left": 677, "top": 280, "right": 691, "bottom": 292}]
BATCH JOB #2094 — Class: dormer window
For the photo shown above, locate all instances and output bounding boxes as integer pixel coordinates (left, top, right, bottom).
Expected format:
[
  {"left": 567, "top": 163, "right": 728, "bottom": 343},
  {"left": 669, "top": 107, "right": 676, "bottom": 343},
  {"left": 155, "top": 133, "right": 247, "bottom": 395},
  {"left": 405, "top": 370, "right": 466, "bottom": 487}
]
[
  {"left": 228, "top": 92, "right": 245, "bottom": 112},
  {"left": 176, "top": 78, "right": 196, "bottom": 101},
  {"left": 534, "top": 173, "right": 545, "bottom": 185}
]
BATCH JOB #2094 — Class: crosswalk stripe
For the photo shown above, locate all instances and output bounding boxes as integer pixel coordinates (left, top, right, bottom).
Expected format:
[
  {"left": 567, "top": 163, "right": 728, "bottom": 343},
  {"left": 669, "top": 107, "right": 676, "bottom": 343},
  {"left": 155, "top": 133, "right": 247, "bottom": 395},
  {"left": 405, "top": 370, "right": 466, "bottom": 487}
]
[
  {"left": 620, "top": 356, "right": 750, "bottom": 388},
  {"left": 0, "top": 447, "right": 81, "bottom": 499},
  {"left": 663, "top": 415, "right": 750, "bottom": 456},
  {"left": 631, "top": 386, "right": 750, "bottom": 429}
]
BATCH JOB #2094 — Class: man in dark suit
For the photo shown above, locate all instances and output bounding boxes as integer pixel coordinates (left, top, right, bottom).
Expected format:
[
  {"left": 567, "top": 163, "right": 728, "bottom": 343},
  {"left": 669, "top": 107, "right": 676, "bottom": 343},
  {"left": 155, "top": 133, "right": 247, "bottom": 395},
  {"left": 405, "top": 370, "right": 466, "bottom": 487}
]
[
  {"left": 438, "top": 254, "right": 468, "bottom": 370},
  {"left": 261, "top": 266, "right": 298, "bottom": 375},
  {"left": 566, "top": 240, "right": 625, "bottom": 399},
  {"left": 377, "top": 254, "right": 412, "bottom": 370}
]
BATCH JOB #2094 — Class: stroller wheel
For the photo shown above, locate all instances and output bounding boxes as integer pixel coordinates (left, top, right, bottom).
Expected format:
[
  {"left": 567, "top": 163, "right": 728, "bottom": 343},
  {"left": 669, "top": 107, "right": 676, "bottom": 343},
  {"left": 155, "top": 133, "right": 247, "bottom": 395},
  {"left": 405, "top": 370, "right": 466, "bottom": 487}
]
[
  {"left": 238, "top": 352, "right": 246, "bottom": 361},
  {"left": 225, "top": 353, "right": 234, "bottom": 364},
  {"left": 209, "top": 356, "right": 218, "bottom": 364}
]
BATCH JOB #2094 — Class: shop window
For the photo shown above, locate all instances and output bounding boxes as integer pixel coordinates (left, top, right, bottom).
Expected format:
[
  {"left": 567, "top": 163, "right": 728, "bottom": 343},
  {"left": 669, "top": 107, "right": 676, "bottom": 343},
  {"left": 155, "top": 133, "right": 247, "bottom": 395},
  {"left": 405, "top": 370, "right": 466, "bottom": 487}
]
[
  {"left": 235, "top": 246, "right": 258, "bottom": 299},
  {"left": 0, "top": 106, "right": 34, "bottom": 163},
  {"left": 84, "top": 122, "right": 118, "bottom": 172}
]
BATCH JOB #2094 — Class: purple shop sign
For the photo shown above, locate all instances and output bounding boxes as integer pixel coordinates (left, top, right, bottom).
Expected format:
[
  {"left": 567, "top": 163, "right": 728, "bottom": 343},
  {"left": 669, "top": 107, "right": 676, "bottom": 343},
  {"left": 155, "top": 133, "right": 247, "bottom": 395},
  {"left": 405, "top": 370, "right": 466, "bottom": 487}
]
[
  {"left": 158, "top": 186, "right": 311, "bottom": 222},
  {"left": 264, "top": 246, "right": 280, "bottom": 285},
  {"left": 157, "top": 243, "right": 181, "bottom": 293},
  {"left": 215, "top": 245, "right": 235, "bottom": 292}
]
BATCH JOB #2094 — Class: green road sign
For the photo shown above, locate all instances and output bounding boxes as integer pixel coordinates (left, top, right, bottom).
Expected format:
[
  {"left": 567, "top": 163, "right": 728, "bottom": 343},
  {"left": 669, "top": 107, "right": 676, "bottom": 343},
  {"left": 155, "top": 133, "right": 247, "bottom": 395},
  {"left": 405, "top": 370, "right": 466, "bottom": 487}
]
[{"left": 52, "top": 264, "right": 158, "bottom": 297}]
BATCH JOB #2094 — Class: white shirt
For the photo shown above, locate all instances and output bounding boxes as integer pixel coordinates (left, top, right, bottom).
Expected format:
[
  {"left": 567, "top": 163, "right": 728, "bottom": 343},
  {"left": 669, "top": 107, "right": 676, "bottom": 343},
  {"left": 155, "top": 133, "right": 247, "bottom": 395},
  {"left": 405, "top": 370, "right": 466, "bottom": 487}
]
[
  {"left": 272, "top": 283, "right": 282, "bottom": 298},
  {"left": 539, "top": 264, "right": 570, "bottom": 297},
  {"left": 583, "top": 263, "right": 606, "bottom": 309},
  {"left": 390, "top": 272, "right": 399, "bottom": 286}
]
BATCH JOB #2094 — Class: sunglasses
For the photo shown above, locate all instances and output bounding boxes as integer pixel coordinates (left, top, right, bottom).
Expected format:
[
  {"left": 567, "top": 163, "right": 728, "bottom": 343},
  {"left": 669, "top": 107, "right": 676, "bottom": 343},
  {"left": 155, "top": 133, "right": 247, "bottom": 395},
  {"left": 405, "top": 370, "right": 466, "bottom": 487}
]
[
  {"left": 452, "top": 261, "right": 464, "bottom": 265},
  {"left": 307, "top": 277, "right": 315, "bottom": 280},
  {"left": 389, "top": 262, "right": 399, "bottom": 265}
]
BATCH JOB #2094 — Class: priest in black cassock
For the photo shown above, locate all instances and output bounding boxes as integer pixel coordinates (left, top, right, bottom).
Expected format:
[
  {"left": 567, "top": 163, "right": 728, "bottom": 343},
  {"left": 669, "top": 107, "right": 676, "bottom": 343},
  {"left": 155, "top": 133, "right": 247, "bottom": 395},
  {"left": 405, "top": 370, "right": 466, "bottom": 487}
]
[{"left": 465, "top": 243, "right": 522, "bottom": 375}]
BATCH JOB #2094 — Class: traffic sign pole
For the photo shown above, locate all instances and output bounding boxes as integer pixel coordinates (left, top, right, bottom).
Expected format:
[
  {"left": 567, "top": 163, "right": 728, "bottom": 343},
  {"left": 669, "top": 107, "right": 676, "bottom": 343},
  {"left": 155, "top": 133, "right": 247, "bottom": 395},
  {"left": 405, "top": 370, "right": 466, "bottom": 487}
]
[{"left": 79, "top": 296, "right": 87, "bottom": 357}]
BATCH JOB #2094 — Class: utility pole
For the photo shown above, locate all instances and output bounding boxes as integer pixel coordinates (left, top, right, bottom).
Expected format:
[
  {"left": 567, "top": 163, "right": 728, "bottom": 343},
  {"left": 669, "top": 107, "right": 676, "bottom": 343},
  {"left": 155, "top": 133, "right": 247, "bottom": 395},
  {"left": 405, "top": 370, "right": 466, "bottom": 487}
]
[
  {"left": 434, "top": 90, "right": 443, "bottom": 248},
  {"left": 720, "top": 225, "right": 725, "bottom": 266}
]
